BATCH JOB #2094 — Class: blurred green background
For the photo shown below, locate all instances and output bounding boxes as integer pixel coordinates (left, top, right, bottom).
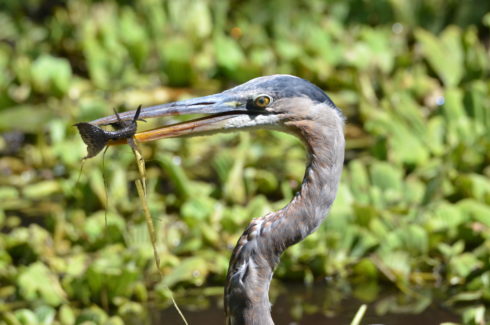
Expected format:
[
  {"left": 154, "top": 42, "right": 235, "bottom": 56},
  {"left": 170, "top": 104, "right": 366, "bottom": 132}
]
[{"left": 0, "top": 0, "right": 490, "bottom": 324}]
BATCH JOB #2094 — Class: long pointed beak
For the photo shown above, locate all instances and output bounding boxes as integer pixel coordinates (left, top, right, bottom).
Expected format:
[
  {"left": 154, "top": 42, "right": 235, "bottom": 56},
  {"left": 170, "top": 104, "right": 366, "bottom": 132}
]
[
  {"left": 91, "top": 92, "right": 244, "bottom": 126},
  {"left": 89, "top": 92, "right": 276, "bottom": 144}
]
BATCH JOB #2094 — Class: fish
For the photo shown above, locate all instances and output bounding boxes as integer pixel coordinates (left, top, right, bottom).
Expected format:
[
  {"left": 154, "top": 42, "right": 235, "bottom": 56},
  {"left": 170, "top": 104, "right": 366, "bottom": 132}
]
[{"left": 75, "top": 105, "right": 143, "bottom": 159}]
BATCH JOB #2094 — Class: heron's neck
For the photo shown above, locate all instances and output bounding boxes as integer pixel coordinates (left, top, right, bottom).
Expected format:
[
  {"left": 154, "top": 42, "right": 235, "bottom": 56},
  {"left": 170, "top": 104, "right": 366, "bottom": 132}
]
[
  {"left": 283, "top": 116, "right": 345, "bottom": 240},
  {"left": 225, "top": 112, "right": 345, "bottom": 325}
]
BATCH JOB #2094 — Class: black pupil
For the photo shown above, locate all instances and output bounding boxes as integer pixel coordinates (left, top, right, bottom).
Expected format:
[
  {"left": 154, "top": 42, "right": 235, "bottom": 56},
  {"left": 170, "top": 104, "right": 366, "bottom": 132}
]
[{"left": 257, "top": 97, "right": 267, "bottom": 106}]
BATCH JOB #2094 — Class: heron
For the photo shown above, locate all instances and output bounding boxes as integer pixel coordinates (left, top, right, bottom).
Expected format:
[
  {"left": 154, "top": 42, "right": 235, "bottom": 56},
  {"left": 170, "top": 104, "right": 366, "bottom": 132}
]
[{"left": 89, "top": 74, "right": 345, "bottom": 325}]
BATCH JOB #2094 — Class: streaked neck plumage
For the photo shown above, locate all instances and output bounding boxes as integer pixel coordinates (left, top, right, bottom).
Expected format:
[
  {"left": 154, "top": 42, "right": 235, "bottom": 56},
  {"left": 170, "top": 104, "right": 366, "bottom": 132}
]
[{"left": 225, "top": 104, "right": 345, "bottom": 325}]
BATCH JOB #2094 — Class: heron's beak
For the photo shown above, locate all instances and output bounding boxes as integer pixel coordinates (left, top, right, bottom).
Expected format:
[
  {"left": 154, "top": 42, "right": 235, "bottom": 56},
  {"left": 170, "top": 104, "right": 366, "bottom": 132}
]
[{"left": 90, "top": 92, "right": 277, "bottom": 144}]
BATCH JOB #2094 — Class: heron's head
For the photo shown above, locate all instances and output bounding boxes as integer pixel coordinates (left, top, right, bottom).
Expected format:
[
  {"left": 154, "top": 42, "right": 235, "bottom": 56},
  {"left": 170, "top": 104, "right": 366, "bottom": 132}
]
[{"left": 91, "top": 74, "right": 342, "bottom": 142}]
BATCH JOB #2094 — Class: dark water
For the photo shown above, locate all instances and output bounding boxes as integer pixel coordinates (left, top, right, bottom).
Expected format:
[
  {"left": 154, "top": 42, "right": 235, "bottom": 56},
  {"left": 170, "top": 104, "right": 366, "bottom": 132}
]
[{"left": 152, "top": 283, "right": 460, "bottom": 324}]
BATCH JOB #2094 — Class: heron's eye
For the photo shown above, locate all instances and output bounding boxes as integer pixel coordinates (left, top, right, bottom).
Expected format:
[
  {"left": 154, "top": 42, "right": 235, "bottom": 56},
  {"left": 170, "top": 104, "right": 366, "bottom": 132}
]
[{"left": 253, "top": 95, "right": 272, "bottom": 108}]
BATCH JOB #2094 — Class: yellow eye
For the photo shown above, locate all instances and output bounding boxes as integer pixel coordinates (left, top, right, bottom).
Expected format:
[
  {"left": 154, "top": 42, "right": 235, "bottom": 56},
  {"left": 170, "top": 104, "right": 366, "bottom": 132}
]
[{"left": 254, "top": 95, "right": 272, "bottom": 108}]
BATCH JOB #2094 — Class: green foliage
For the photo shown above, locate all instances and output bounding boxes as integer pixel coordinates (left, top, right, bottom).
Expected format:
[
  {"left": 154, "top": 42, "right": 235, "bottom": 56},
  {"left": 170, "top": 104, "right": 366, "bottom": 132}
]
[{"left": 0, "top": 0, "right": 489, "bottom": 324}]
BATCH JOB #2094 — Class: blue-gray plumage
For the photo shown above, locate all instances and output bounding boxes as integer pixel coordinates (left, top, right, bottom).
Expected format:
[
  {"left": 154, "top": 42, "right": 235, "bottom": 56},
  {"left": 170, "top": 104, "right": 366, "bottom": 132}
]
[
  {"left": 85, "top": 75, "right": 345, "bottom": 325},
  {"left": 223, "top": 75, "right": 338, "bottom": 108}
]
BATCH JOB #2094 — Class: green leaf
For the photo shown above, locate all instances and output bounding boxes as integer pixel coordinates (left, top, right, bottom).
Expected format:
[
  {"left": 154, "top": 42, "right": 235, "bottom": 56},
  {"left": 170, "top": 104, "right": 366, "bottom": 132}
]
[
  {"left": 377, "top": 250, "right": 411, "bottom": 281},
  {"left": 14, "top": 309, "right": 38, "bottom": 325},
  {"left": 370, "top": 161, "right": 403, "bottom": 198},
  {"left": 59, "top": 304, "right": 76, "bottom": 325},
  {"left": 428, "top": 202, "right": 465, "bottom": 232},
  {"left": 22, "top": 181, "right": 60, "bottom": 199},
  {"left": 160, "top": 257, "right": 208, "bottom": 287},
  {"left": 443, "top": 87, "right": 472, "bottom": 145},
  {"left": 0, "top": 105, "right": 54, "bottom": 132},
  {"left": 181, "top": 196, "right": 215, "bottom": 225},
  {"left": 17, "top": 262, "right": 66, "bottom": 306},
  {"left": 348, "top": 160, "right": 370, "bottom": 205},
  {"left": 395, "top": 225, "right": 429, "bottom": 255},
  {"left": 34, "top": 306, "right": 55, "bottom": 325},
  {"left": 458, "top": 199, "right": 490, "bottom": 227},
  {"left": 119, "top": 8, "right": 149, "bottom": 69},
  {"left": 462, "top": 305, "right": 486, "bottom": 325},
  {"left": 158, "top": 153, "right": 192, "bottom": 199},
  {"left": 415, "top": 26, "right": 463, "bottom": 87},
  {"left": 214, "top": 34, "right": 245, "bottom": 70},
  {"left": 76, "top": 306, "right": 108, "bottom": 325},
  {"left": 448, "top": 253, "right": 483, "bottom": 278},
  {"left": 30, "top": 55, "right": 72, "bottom": 96},
  {"left": 159, "top": 37, "right": 193, "bottom": 86}
]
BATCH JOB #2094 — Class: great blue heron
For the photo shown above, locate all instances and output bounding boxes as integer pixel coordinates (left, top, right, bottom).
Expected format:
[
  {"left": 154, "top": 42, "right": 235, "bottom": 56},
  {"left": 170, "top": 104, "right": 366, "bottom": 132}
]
[{"left": 89, "top": 74, "right": 345, "bottom": 325}]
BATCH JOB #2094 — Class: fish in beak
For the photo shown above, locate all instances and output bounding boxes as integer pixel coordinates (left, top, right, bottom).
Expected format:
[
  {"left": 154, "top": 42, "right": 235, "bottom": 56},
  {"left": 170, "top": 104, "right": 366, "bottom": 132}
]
[
  {"left": 77, "top": 90, "right": 281, "bottom": 157},
  {"left": 75, "top": 105, "right": 144, "bottom": 158}
]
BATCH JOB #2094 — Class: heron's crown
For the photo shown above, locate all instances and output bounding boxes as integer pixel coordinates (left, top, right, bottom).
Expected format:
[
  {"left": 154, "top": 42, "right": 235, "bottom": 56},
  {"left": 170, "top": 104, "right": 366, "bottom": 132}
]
[{"left": 227, "top": 74, "right": 338, "bottom": 110}]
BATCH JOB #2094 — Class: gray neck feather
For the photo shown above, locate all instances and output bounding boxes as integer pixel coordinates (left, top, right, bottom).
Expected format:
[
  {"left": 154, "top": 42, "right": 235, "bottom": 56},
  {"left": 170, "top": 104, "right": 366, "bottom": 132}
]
[{"left": 225, "top": 108, "right": 345, "bottom": 325}]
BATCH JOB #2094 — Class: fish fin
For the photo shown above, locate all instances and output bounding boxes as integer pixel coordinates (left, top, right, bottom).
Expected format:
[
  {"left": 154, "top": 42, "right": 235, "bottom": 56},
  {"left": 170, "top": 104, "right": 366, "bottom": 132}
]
[{"left": 133, "top": 105, "right": 142, "bottom": 122}]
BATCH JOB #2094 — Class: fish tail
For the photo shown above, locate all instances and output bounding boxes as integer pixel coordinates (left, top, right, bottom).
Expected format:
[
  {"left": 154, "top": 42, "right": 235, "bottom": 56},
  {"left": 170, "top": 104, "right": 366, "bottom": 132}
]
[{"left": 74, "top": 123, "right": 109, "bottom": 158}]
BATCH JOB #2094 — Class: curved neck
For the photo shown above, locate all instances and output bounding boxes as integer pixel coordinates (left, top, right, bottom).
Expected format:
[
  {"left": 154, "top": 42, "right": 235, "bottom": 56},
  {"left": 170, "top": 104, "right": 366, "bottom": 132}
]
[{"left": 225, "top": 111, "right": 345, "bottom": 325}]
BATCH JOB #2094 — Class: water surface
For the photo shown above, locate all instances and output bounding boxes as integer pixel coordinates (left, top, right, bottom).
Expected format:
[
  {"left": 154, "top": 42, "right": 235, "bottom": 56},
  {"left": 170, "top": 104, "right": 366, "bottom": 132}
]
[{"left": 153, "top": 283, "right": 460, "bottom": 324}]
